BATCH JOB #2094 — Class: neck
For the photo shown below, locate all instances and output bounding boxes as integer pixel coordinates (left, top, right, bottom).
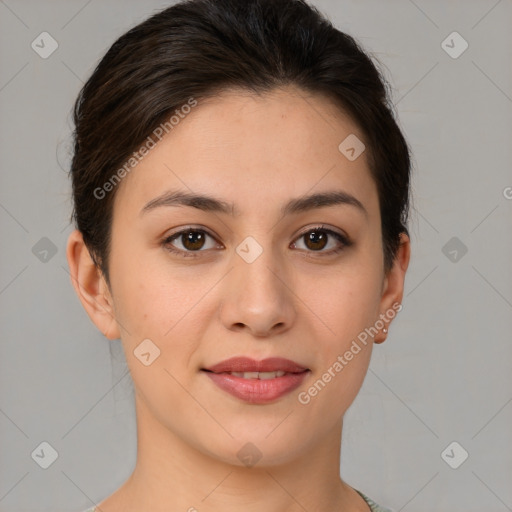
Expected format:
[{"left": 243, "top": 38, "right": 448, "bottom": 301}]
[{"left": 98, "top": 393, "right": 368, "bottom": 512}]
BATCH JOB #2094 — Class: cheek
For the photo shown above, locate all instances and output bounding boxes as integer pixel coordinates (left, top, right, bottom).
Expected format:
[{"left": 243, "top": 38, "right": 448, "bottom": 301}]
[
  {"left": 109, "top": 246, "right": 182, "bottom": 335},
  {"left": 299, "top": 287, "right": 377, "bottom": 418},
  {"left": 110, "top": 254, "right": 218, "bottom": 373},
  {"left": 304, "top": 264, "right": 382, "bottom": 342}
]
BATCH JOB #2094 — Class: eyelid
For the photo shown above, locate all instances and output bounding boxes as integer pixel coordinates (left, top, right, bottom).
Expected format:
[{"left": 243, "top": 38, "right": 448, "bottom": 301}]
[
  {"left": 294, "top": 224, "right": 349, "bottom": 242},
  {"left": 164, "top": 225, "right": 220, "bottom": 241}
]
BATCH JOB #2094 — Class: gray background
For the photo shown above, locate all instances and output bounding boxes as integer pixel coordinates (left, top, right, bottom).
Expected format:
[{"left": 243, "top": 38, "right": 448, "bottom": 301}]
[{"left": 0, "top": 0, "right": 511, "bottom": 511}]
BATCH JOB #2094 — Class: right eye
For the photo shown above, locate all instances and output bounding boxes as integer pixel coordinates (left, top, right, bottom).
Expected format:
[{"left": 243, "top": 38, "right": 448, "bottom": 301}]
[{"left": 162, "top": 228, "right": 223, "bottom": 257}]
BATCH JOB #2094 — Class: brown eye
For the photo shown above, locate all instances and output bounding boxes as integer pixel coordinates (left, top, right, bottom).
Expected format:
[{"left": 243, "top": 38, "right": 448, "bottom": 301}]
[
  {"left": 163, "top": 228, "right": 220, "bottom": 256},
  {"left": 292, "top": 227, "right": 350, "bottom": 255}
]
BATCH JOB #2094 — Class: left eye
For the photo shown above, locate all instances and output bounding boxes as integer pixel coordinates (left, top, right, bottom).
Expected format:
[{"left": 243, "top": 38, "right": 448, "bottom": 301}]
[{"left": 291, "top": 227, "right": 349, "bottom": 253}]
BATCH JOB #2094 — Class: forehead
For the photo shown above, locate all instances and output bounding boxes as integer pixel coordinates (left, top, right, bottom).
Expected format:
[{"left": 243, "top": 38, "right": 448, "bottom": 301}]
[{"left": 112, "top": 86, "right": 378, "bottom": 220}]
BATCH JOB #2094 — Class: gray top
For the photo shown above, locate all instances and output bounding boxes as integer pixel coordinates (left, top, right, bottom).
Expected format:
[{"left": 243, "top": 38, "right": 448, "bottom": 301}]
[{"left": 82, "top": 489, "right": 393, "bottom": 512}]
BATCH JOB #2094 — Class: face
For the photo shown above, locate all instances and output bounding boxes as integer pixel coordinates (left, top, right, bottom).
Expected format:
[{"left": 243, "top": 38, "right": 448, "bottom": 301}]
[{"left": 70, "top": 86, "right": 408, "bottom": 467}]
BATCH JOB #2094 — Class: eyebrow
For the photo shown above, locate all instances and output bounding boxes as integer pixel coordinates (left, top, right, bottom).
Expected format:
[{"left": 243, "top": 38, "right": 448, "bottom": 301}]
[{"left": 140, "top": 189, "right": 368, "bottom": 218}]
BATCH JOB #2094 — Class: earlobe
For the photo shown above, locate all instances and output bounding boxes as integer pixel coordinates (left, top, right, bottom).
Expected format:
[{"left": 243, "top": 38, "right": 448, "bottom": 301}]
[{"left": 65, "top": 229, "right": 120, "bottom": 340}]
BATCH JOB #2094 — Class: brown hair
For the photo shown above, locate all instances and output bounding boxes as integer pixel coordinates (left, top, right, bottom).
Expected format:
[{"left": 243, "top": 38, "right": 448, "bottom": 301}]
[{"left": 68, "top": 0, "right": 412, "bottom": 288}]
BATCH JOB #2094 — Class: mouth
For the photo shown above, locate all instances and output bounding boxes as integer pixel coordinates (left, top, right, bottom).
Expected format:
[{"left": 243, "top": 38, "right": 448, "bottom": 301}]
[{"left": 201, "top": 357, "right": 310, "bottom": 404}]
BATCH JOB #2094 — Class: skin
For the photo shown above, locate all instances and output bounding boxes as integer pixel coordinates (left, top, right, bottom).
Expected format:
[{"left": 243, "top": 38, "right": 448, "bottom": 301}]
[{"left": 66, "top": 85, "right": 410, "bottom": 512}]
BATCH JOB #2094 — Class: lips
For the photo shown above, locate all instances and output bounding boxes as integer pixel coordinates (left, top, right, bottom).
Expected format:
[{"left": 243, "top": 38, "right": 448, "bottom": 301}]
[
  {"left": 201, "top": 357, "right": 310, "bottom": 404},
  {"left": 202, "top": 356, "right": 308, "bottom": 374}
]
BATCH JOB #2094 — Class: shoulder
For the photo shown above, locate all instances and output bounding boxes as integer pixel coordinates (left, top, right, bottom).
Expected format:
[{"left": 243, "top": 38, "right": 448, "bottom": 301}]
[{"left": 355, "top": 489, "right": 395, "bottom": 512}]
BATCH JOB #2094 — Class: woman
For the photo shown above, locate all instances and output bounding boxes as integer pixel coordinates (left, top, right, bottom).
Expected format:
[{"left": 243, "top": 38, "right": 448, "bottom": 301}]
[{"left": 66, "top": 0, "right": 411, "bottom": 510}]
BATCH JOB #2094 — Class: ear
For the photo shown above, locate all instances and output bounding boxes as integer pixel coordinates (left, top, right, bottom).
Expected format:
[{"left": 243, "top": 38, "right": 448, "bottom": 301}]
[
  {"left": 65, "top": 229, "right": 120, "bottom": 340},
  {"left": 374, "top": 232, "right": 411, "bottom": 343}
]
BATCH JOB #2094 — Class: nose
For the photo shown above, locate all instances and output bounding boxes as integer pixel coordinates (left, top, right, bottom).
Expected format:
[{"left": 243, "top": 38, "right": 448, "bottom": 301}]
[{"left": 219, "top": 244, "right": 296, "bottom": 338}]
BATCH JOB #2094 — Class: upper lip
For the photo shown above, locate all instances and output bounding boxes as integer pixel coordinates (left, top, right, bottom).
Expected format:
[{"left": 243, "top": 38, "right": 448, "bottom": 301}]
[{"left": 202, "top": 357, "right": 309, "bottom": 374}]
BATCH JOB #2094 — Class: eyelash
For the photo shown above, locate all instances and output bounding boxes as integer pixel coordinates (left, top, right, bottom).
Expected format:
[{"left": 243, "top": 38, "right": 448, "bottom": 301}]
[{"left": 161, "top": 225, "right": 352, "bottom": 259}]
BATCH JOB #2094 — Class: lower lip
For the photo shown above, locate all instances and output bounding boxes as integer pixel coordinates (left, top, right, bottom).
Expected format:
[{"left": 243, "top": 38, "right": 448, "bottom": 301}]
[{"left": 202, "top": 370, "right": 310, "bottom": 404}]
